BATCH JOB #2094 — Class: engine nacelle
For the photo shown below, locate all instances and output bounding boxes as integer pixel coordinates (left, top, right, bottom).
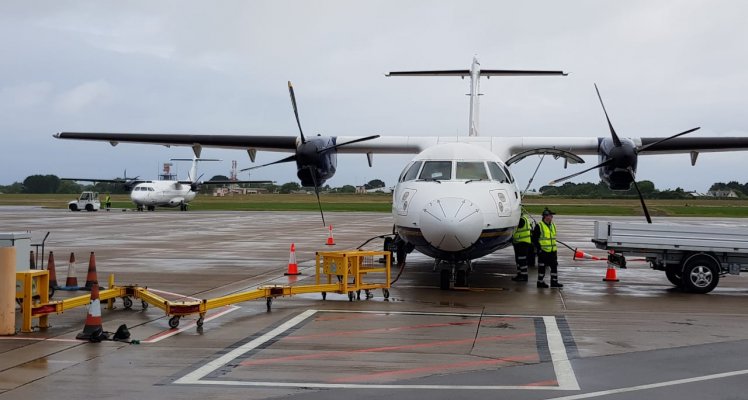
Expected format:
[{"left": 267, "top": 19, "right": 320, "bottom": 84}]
[
  {"left": 295, "top": 136, "right": 338, "bottom": 187},
  {"left": 598, "top": 137, "right": 639, "bottom": 191}
]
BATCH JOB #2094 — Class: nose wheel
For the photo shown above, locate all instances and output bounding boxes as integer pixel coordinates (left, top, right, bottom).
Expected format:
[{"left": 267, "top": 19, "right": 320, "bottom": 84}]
[{"left": 438, "top": 262, "right": 471, "bottom": 290}]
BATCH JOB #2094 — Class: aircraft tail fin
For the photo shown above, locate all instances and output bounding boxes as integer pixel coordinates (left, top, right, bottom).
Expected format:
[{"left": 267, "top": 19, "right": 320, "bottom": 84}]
[{"left": 170, "top": 157, "right": 220, "bottom": 183}]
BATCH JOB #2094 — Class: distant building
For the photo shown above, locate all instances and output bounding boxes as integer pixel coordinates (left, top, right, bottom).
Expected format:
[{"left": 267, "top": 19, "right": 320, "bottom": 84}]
[
  {"left": 706, "top": 190, "right": 739, "bottom": 198},
  {"left": 356, "top": 186, "right": 392, "bottom": 194},
  {"left": 213, "top": 186, "right": 269, "bottom": 196}
]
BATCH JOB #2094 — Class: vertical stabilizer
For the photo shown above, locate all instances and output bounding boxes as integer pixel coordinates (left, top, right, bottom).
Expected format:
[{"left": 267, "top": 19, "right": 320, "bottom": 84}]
[{"left": 386, "top": 58, "right": 567, "bottom": 137}]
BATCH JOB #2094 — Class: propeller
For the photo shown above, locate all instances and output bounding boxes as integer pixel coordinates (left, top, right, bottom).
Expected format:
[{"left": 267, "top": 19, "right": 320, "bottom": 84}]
[
  {"left": 240, "top": 81, "right": 381, "bottom": 226},
  {"left": 549, "top": 84, "right": 701, "bottom": 223}
]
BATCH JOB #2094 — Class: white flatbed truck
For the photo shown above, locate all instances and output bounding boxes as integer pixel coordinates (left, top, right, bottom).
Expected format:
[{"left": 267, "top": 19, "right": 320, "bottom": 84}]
[{"left": 592, "top": 221, "right": 747, "bottom": 294}]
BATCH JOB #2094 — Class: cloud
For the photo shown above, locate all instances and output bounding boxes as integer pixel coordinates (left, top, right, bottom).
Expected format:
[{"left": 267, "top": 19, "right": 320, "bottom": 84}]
[
  {"left": 53, "top": 80, "right": 114, "bottom": 114},
  {"left": 0, "top": 82, "right": 53, "bottom": 108}
]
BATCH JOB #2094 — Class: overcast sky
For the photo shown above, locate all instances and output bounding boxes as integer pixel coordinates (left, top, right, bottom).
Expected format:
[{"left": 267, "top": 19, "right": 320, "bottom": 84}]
[{"left": 1, "top": 1, "right": 747, "bottom": 192}]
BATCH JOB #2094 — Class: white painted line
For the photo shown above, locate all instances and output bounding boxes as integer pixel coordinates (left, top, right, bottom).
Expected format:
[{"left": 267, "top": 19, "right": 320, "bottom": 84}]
[
  {"left": 544, "top": 316, "right": 580, "bottom": 390},
  {"left": 318, "top": 309, "right": 548, "bottom": 319},
  {"left": 174, "top": 309, "right": 317, "bottom": 384},
  {"left": 545, "top": 369, "right": 748, "bottom": 400},
  {"left": 175, "top": 309, "right": 579, "bottom": 390}
]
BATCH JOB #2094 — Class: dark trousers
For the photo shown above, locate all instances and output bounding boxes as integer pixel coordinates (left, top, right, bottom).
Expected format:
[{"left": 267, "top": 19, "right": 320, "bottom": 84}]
[
  {"left": 537, "top": 251, "right": 559, "bottom": 282},
  {"left": 512, "top": 242, "right": 535, "bottom": 276}
]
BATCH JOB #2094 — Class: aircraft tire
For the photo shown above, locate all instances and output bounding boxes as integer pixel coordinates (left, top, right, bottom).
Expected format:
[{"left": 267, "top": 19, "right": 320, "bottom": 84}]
[{"left": 440, "top": 269, "right": 451, "bottom": 290}]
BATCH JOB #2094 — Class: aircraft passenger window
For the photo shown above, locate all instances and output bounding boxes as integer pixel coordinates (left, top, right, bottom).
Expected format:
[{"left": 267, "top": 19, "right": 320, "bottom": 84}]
[
  {"left": 148, "top": 187, "right": 155, "bottom": 191},
  {"left": 401, "top": 161, "right": 422, "bottom": 182},
  {"left": 456, "top": 162, "right": 488, "bottom": 180},
  {"left": 419, "top": 161, "right": 452, "bottom": 180},
  {"left": 488, "top": 162, "right": 508, "bottom": 183}
]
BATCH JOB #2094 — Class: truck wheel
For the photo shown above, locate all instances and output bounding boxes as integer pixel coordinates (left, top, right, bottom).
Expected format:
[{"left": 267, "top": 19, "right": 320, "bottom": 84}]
[
  {"left": 682, "top": 255, "right": 720, "bottom": 294},
  {"left": 665, "top": 266, "right": 683, "bottom": 287},
  {"left": 69, "top": 204, "right": 78, "bottom": 211},
  {"left": 85, "top": 204, "right": 94, "bottom": 212}
]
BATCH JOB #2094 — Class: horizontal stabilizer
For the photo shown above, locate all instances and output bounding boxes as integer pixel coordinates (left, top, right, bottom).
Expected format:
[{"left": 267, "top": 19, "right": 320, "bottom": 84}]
[{"left": 387, "top": 69, "right": 567, "bottom": 77}]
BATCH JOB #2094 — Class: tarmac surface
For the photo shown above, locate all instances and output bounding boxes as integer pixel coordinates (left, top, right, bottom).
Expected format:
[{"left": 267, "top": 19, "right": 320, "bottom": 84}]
[{"left": 1, "top": 207, "right": 747, "bottom": 399}]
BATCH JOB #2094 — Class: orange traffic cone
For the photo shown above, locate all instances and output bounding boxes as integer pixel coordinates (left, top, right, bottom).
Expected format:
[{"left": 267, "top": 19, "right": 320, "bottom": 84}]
[
  {"left": 65, "top": 252, "right": 78, "bottom": 288},
  {"left": 47, "top": 251, "right": 59, "bottom": 289},
  {"left": 285, "top": 243, "right": 301, "bottom": 276},
  {"left": 326, "top": 225, "right": 336, "bottom": 246},
  {"left": 603, "top": 263, "right": 619, "bottom": 282},
  {"left": 76, "top": 274, "right": 103, "bottom": 341},
  {"left": 84, "top": 252, "right": 98, "bottom": 290},
  {"left": 29, "top": 250, "right": 36, "bottom": 269},
  {"left": 574, "top": 248, "right": 603, "bottom": 261}
]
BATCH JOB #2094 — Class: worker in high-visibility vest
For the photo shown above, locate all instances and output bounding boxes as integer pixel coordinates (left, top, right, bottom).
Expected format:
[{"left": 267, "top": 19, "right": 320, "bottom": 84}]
[
  {"left": 511, "top": 211, "right": 535, "bottom": 282},
  {"left": 104, "top": 193, "right": 111, "bottom": 211},
  {"left": 532, "top": 208, "right": 563, "bottom": 288}
]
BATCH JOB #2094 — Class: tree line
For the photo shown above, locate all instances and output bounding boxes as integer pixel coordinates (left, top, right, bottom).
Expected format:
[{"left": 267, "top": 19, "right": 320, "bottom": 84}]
[{"left": 0, "top": 175, "right": 388, "bottom": 195}]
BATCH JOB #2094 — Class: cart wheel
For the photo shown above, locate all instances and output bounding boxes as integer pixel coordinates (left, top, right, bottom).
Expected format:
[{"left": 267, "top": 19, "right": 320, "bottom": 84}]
[
  {"left": 197, "top": 316, "right": 204, "bottom": 328},
  {"left": 356, "top": 290, "right": 361, "bottom": 300},
  {"left": 123, "top": 297, "right": 133, "bottom": 310},
  {"left": 383, "top": 289, "right": 390, "bottom": 299},
  {"left": 322, "top": 292, "right": 327, "bottom": 300},
  {"left": 141, "top": 300, "right": 149, "bottom": 310},
  {"left": 266, "top": 297, "right": 273, "bottom": 311},
  {"left": 168, "top": 316, "right": 180, "bottom": 329},
  {"left": 348, "top": 291, "right": 354, "bottom": 301},
  {"left": 365, "top": 289, "right": 373, "bottom": 299}
]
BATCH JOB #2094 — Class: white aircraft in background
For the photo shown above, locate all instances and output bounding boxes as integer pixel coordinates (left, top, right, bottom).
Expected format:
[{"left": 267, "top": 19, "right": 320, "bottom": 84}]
[
  {"left": 55, "top": 57, "right": 748, "bottom": 288},
  {"left": 64, "top": 157, "right": 271, "bottom": 211}
]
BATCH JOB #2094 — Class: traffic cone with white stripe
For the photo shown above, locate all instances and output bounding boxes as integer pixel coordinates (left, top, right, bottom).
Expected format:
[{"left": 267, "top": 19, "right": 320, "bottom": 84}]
[
  {"left": 326, "top": 225, "right": 336, "bottom": 246},
  {"left": 65, "top": 252, "right": 78, "bottom": 288},
  {"left": 573, "top": 248, "right": 604, "bottom": 261},
  {"left": 76, "top": 270, "right": 103, "bottom": 341},
  {"left": 47, "top": 251, "right": 59, "bottom": 290},
  {"left": 84, "top": 252, "right": 98, "bottom": 290},
  {"left": 285, "top": 243, "right": 300, "bottom": 276}
]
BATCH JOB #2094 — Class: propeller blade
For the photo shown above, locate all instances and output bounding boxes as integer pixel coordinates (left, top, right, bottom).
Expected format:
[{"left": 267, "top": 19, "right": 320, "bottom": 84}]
[
  {"left": 548, "top": 158, "right": 614, "bottom": 185},
  {"left": 317, "top": 135, "right": 381, "bottom": 153},
  {"left": 307, "top": 166, "right": 326, "bottom": 226},
  {"left": 288, "top": 81, "right": 306, "bottom": 144},
  {"left": 638, "top": 127, "right": 701, "bottom": 153},
  {"left": 628, "top": 168, "right": 652, "bottom": 223},
  {"left": 594, "top": 84, "right": 622, "bottom": 147},
  {"left": 240, "top": 155, "right": 297, "bottom": 172}
]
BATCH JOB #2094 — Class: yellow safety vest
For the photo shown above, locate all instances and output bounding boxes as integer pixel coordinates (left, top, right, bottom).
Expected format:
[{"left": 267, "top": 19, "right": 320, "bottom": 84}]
[
  {"left": 512, "top": 215, "right": 532, "bottom": 244},
  {"left": 538, "top": 222, "right": 557, "bottom": 253}
]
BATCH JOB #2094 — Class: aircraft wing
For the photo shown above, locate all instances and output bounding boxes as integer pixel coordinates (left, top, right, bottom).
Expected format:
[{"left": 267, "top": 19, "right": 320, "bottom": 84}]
[
  {"left": 55, "top": 132, "right": 298, "bottom": 152},
  {"left": 55, "top": 132, "right": 748, "bottom": 161},
  {"left": 185, "top": 180, "right": 275, "bottom": 185},
  {"left": 61, "top": 177, "right": 145, "bottom": 185}
]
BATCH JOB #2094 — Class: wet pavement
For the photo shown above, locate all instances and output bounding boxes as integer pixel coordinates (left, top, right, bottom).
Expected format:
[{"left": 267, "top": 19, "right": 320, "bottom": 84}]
[{"left": 1, "top": 207, "right": 747, "bottom": 399}]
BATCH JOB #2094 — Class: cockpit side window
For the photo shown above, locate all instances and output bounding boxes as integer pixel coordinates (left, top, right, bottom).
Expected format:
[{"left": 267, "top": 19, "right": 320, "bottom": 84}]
[
  {"left": 503, "top": 164, "right": 515, "bottom": 183},
  {"left": 488, "top": 162, "right": 509, "bottom": 183},
  {"left": 401, "top": 161, "right": 423, "bottom": 182},
  {"left": 456, "top": 162, "right": 488, "bottom": 180},
  {"left": 419, "top": 161, "right": 452, "bottom": 180}
]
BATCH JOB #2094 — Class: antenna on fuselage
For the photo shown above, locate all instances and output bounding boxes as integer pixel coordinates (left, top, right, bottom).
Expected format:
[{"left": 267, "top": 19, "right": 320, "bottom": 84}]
[{"left": 386, "top": 57, "right": 567, "bottom": 137}]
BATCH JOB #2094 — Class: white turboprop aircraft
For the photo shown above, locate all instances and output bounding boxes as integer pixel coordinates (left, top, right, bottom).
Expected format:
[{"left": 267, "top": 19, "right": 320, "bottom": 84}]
[
  {"left": 64, "top": 157, "right": 270, "bottom": 211},
  {"left": 55, "top": 57, "right": 748, "bottom": 288}
]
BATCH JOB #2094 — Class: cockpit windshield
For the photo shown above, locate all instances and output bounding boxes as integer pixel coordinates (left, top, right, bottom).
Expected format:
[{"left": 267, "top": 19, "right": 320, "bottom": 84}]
[
  {"left": 456, "top": 162, "right": 488, "bottom": 180},
  {"left": 419, "top": 161, "right": 452, "bottom": 180}
]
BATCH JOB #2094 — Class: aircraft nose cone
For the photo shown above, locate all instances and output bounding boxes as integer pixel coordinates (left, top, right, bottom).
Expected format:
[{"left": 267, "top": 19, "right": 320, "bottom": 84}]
[{"left": 419, "top": 197, "right": 483, "bottom": 251}]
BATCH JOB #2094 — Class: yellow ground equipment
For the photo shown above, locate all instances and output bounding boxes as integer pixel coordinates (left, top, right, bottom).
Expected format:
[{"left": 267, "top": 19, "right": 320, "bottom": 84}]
[{"left": 16, "top": 250, "right": 391, "bottom": 332}]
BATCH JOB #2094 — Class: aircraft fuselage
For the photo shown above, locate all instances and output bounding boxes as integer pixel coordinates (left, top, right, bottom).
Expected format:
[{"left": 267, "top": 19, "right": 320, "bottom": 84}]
[{"left": 392, "top": 143, "right": 521, "bottom": 263}]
